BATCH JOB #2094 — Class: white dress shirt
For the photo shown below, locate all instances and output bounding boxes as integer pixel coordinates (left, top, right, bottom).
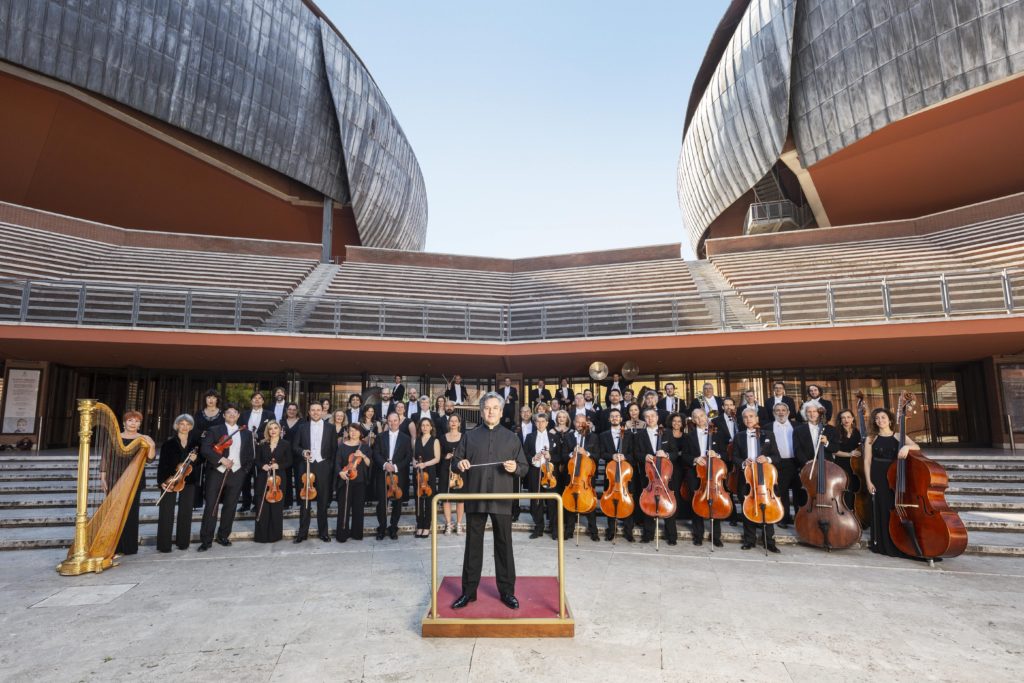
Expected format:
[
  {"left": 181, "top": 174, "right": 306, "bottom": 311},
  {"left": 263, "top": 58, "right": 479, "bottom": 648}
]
[
  {"left": 533, "top": 430, "right": 550, "bottom": 466},
  {"left": 453, "top": 384, "right": 463, "bottom": 403},
  {"left": 704, "top": 396, "right": 719, "bottom": 414},
  {"left": 723, "top": 415, "right": 736, "bottom": 439},
  {"left": 309, "top": 419, "right": 324, "bottom": 462},
  {"left": 520, "top": 421, "right": 533, "bottom": 438},
  {"left": 384, "top": 429, "right": 399, "bottom": 470},
  {"left": 273, "top": 401, "right": 285, "bottom": 421},
  {"left": 696, "top": 428, "right": 708, "bottom": 456},
  {"left": 217, "top": 426, "right": 242, "bottom": 473},
  {"left": 647, "top": 427, "right": 659, "bottom": 452},
  {"left": 611, "top": 427, "right": 622, "bottom": 453},
  {"left": 503, "top": 386, "right": 512, "bottom": 399},
  {"left": 746, "top": 430, "right": 760, "bottom": 461},
  {"left": 774, "top": 420, "right": 794, "bottom": 459},
  {"left": 664, "top": 396, "right": 676, "bottom": 413},
  {"left": 247, "top": 408, "right": 263, "bottom": 433}
]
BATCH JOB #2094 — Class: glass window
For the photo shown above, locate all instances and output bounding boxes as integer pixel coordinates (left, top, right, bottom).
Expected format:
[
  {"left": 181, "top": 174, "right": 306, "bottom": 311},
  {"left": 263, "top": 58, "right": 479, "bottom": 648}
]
[
  {"left": 844, "top": 369, "right": 884, "bottom": 434},
  {"left": 1000, "top": 364, "right": 1024, "bottom": 448},
  {"left": 726, "top": 371, "right": 764, "bottom": 404},
  {"left": 886, "top": 373, "right": 930, "bottom": 444},
  {"left": 931, "top": 371, "right": 965, "bottom": 444}
]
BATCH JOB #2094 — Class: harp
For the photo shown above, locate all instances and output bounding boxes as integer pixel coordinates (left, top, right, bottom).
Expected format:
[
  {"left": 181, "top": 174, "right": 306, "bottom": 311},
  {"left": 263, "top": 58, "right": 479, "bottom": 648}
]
[{"left": 57, "top": 399, "right": 152, "bottom": 576}]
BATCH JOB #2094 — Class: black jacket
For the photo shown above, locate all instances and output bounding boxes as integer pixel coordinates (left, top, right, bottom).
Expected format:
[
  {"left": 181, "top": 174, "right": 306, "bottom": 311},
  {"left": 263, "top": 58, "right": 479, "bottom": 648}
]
[
  {"left": 445, "top": 383, "right": 470, "bottom": 404},
  {"left": 767, "top": 395, "right": 798, "bottom": 420},
  {"left": 555, "top": 386, "right": 573, "bottom": 404},
  {"left": 689, "top": 395, "right": 726, "bottom": 417},
  {"left": 529, "top": 388, "right": 553, "bottom": 405},
  {"left": 291, "top": 419, "right": 340, "bottom": 475},
  {"left": 157, "top": 435, "right": 200, "bottom": 486},
  {"left": 798, "top": 397, "right": 834, "bottom": 424},
  {"left": 454, "top": 424, "right": 528, "bottom": 514},
  {"left": 738, "top": 403, "right": 773, "bottom": 428},
  {"left": 731, "top": 428, "right": 781, "bottom": 469},
  {"left": 711, "top": 414, "right": 741, "bottom": 447},
  {"left": 598, "top": 428, "right": 635, "bottom": 465},
  {"left": 241, "top": 408, "right": 274, "bottom": 443},
  {"left": 200, "top": 423, "right": 254, "bottom": 475},
  {"left": 372, "top": 429, "right": 414, "bottom": 488},
  {"left": 391, "top": 383, "right": 405, "bottom": 403},
  {"left": 657, "top": 396, "right": 685, "bottom": 416},
  {"left": 601, "top": 379, "right": 632, "bottom": 404},
  {"left": 793, "top": 423, "right": 840, "bottom": 467}
]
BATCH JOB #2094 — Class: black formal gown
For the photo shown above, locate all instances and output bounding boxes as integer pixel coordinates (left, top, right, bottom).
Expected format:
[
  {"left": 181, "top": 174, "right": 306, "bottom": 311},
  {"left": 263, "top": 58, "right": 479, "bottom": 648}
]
[
  {"left": 156, "top": 435, "right": 200, "bottom": 552},
  {"left": 253, "top": 440, "right": 292, "bottom": 543},
  {"left": 836, "top": 428, "right": 862, "bottom": 510},
  {"left": 438, "top": 434, "right": 462, "bottom": 494},
  {"left": 414, "top": 436, "right": 439, "bottom": 531},
  {"left": 869, "top": 435, "right": 910, "bottom": 558},
  {"left": 280, "top": 418, "right": 303, "bottom": 507},
  {"left": 335, "top": 441, "right": 369, "bottom": 541},
  {"left": 115, "top": 437, "right": 145, "bottom": 556}
]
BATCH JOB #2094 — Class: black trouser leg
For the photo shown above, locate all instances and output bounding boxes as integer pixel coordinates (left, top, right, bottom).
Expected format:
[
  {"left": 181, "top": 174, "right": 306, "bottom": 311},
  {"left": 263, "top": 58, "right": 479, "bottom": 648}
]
[
  {"left": 388, "top": 497, "right": 402, "bottom": 532},
  {"left": 313, "top": 460, "right": 332, "bottom": 536},
  {"left": 292, "top": 465, "right": 304, "bottom": 507},
  {"left": 175, "top": 484, "right": 196, "bottom": 549},
  {"left": 776, "top": 460, "right": 799, "bottom": 523},
  {"left": 461, "top": 512, "right": 488, "bottom": 597},
  {"left": 743, "top": 519, "right": 775, "bottom": 546},
  {"left": 692, "top": 516, "right": 721, "bottom": 542},
  {"left": 239, "top": 467, "right": 254, "bottom": 508},
  {"left": 491, "top": 513, "right": 516, "bottom": 596},
  {"left": 216, "top": 476, "right": 243, "bottom": 541},
  {"left": 200, "top": 471, "right": 225, "bottom": 545},
  {"left": 157, "top": 491, "right": 176, "bottom": 552},
  {"left": 116, "top": 488, "right": 142, "bottom": 555},
  {"left": 664, "top": 515, "right": 678, "bottom": 542},
  {"left": 349, "top": 482, "right": 366, "bottom": 539},
  {"left": 282, "top": 464, "right": 294, "bottom": 507}
]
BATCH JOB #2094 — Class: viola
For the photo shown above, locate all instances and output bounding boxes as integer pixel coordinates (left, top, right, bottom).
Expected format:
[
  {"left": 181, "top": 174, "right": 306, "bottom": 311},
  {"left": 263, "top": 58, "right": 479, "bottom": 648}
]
[
  {"left": 212, "top": 425, "right": 247, "bottom": 455},
  {"left": 886, "top": 392, "right": 967, "bottom": 561},
  {"left": 299, "top": 457, "right": 317, "bottom": 505},
  {"left": 692, "top": 422, "right": 731, "bottom": 522},
  {"left": 599, "top": 455, "right": 634, "bottom": 520},
  {"left": 562, "top": 426, "right": 597, "bottom": 514},
  {"left": 795, "top": 420, "right": 861, "bottom": 550},
  {"left": 537, "top": 446, "right": 557, "bottom": 490},
  {"left": 741, "top": 430, "right": 784, "bottom": 526},
  {"left": 385, "top": 469, "right": 403, "bottom": 501},
  {"left": 156, "top": 447, "right": 198, "bottom": 504},
  {"left": 639, "top": 428, "right": 676, "bottom": 520},
  {"left": 851, "top": 391, "right": 873, "bottom": 532}
]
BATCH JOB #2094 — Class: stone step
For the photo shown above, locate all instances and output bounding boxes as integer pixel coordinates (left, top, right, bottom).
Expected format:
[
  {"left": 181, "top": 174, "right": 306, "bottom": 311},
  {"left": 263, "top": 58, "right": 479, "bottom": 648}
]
[
  {"left": 957, "top": 510, "right": 1024, "bottom": 532},
  {"left": 945, "top": 484, "right": 1024, "bottom": 496},
  {"left": 948, "top": 495, "right": 1024, "bottom": 512},
  {"left": 948, "top": 472, "right": 1024, "bottom": 482},
  {"left": 943, "top": 463, "right": 1024, "bottom": 472},
  {"left": 930, "top": 454, "right": 1024, "bottom": 462}
]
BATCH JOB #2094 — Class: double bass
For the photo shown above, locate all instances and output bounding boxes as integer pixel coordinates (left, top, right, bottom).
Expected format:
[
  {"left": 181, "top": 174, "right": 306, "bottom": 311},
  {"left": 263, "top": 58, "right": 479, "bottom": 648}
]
[
  {"left": 851, "top": 391, "right": 873, "bottom": 536},
  {"left": 691, "top": 422, "right": 732, "bottom": 546},
  {"left": 639, "top": 427, "right": 676, "bottom": 549},
  {"left": 562, "top": 424, "right": 597, "bottom": 542},
  {"left": 795, "top": 420, "right": 861, "bottom": 551},
  {"left": 887, "top": 392, "right": 967, "bottom": 562}
]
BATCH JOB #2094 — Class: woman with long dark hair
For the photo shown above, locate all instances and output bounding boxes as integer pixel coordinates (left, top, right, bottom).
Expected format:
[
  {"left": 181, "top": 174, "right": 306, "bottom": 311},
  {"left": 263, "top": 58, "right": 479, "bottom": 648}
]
[{"left": 863, "top": 407, "right": 920, "bottom": 558}]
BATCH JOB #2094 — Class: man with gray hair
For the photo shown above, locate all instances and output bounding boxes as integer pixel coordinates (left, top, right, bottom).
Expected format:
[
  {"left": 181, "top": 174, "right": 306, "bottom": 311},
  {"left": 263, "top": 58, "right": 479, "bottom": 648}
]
[{"left": 451, "top": 392, "right": 528, "bottom": 610}]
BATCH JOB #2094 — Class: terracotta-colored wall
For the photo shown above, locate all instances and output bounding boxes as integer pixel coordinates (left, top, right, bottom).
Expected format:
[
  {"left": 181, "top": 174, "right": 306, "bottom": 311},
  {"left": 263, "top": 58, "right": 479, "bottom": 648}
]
[
  {"left": 809, "top": 75, "right": 1024, "bottom": 227},
  {"left": 698, "top": 188, "right": 754, "bottom": 257},
  {"left": 0, "top": 71, "right": 359, "bottom": 260}
]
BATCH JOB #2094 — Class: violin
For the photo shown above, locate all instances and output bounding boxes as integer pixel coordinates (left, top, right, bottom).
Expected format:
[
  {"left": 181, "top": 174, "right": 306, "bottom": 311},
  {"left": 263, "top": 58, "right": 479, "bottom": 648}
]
[
  {"left": 850, "top": 391, "right": 873, "bottom": 532},
  {"left": 264, "top": 459, "right": 283, "bottom": 504},
  {"left": 741, "top": 429, "right": 784, "bottom": 527},
  {"left": 692, "top": 422, "right": 731, "bottom": 522},
  {"left": 156, "top": 446, "right": 198, "bottom": 504},
  {"left": 561, "top": 425, "right": 597, "bottom": 515},
  {"left": 540, "top": 456, "right": 557, "bottom": 490},
  {"left": 299, "top": 456, "right": 317, "bottom": 506},
  {"left": 385, "top": 469, "right": 403, "bottom": 501},
  {"left": 795, "top": 418, "right": 861, "bottom": 551},
  {"left": 342, "top": 449, "right": 363, "bottom": 481},
  {"left": 639, "top": 427, "right": 676, "bottom": 520},
  {"left": 416, "top": 463, "right": 432, "bottom": 498},
  {"left": 212, "top": 425, "right": 247, "bottom": 455},
  {"left": 886, "top": 392, "right": 967, "bottom": 561}
]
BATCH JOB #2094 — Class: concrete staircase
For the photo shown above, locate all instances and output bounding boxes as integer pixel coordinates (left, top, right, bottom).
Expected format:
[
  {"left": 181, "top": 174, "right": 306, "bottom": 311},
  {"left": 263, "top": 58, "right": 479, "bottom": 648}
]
[
  {"left": 262, "top": 262, "right": 341, "bottom": 331},
  {"left": 3, "top": 450, "right": 1022, "bottom": 555},
  {"left": 686, "top": 260, "right": 761, "bottom": 328}
]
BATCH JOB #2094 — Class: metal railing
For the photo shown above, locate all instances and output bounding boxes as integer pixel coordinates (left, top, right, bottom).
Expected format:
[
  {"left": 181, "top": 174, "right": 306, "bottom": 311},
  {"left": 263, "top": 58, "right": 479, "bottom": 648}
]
[{"left": 0, "top": 267, "right": 1020, "bottom": 341}]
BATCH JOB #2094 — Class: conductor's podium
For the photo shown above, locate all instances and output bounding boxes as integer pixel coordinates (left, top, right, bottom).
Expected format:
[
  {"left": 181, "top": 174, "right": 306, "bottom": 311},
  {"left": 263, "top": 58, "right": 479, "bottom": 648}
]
[{"left": 421, "top": 492, "right": 574, "bottom": 638}]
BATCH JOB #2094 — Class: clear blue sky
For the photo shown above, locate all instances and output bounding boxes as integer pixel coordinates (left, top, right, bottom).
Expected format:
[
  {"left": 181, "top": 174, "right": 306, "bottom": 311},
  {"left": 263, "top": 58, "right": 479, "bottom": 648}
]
[{"left": 320, "top": 2, "right": 729, "bottom": 260}]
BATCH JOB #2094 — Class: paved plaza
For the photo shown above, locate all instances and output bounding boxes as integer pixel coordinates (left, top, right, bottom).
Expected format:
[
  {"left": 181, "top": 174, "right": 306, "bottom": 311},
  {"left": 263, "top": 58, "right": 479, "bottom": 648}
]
[{"left": 1, "top": 533, "right": 1021, "bottom": 682}]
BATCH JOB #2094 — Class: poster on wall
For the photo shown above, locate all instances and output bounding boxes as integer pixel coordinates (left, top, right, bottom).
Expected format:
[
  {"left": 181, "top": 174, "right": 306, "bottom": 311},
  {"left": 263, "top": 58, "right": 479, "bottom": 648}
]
[{"left": 2, "top": 368, "right": 42, "bottom": 434}]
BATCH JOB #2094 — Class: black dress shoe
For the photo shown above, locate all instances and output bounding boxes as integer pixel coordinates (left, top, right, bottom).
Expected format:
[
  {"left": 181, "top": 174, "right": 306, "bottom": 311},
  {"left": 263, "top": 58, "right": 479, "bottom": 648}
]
[
  {"left": 588, "top": 530, "right": 600, "bottom": 542},
  {"left": 197, "top": 543, "right": 211, "bottom": 552},
  {"left": 713, "top": 539, "right": 724, "bottom": 548},
  {"left": 293, "top": 536, "right": 304, "bottom": 544},
  {"left": 215, "top": 537, "right": 231, "bottom": 547},
  {"left": 529, "top": 531, "right": 543, "bottom": 539},
  {"left": 451, "top": 594, "right": 476, "bottom": 609},
  {"left": 729, "top": 520, "right": 738, "bottom": 527},
  {"left": 639, "top": 537, "right": 651, "bottom": 544},
  {"left": 238, "top": 505, "right": 250, "bottom": 513},
  {"left": 778, "top": 522, "right": 790, "bottom": 529},
  {"left": 319, "top": 534, "right": 331, "bottom": 543},
  {"left": 624, "top": 532, "right": 635, "bottom": 543},
  {"left": 388, "top": 529, "right": 398, "bottom": 540},
  {"left": 693, "top": 538, "right": 703, "bottom": 546},
  {"left": 499, "top": 593, "right": 520, "bottom": 610},
  {"left": 375, "top": 530, "right": 385, "bottom": 540},
  {"left": 667, "top": 539, "right": 677, "bottom": 546},
  {"left": 767, "top": 544, "right": 781, "bottom": 554},
  {"left": 741, "top": 543, "right": 754, "bottom": 550},
  {"left": 336, "top": 536, "right": 347, "bottom": 543}
]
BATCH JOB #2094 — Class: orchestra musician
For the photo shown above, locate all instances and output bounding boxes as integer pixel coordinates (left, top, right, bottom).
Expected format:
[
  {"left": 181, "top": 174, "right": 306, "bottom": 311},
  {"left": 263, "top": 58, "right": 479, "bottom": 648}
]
[
  {"left": 769, "top": 381, "right": 798, "bottom": 417},
  {"left": 563, "top": 413, "right": 600, "bottom": 541},
  {"left": 794, "top": 400, "right": 839, "bottom": 470},
  {"left": 513, "top": 404, "right": 535, "bottom": 522},
  {"left": 556, "top": 378, "right": 573, "bottom": 404},
  {"left": 320, "top": 398, "right": 332, "bottom": 419},
  {"left": 601, "top": 372, "right": 631, "bottom": 406},
  {"left": 690, "top": 382, "right": 725, "bottom": 418},
  {"left": 452, "top": 393, "right": 529, "bottom": 610},
  {"left": 239, "top": 391, "right": 272, "bottom": 513},
  {"left": 329, "top": 409, "right": 348, "bottom": 444},
  {"left": 598, "top": 389, "right": 627, "bottom": 432},
  {"left": 156, "top": 414, "right": 199, "bottom": 553},
  {"left": 270, "top": 386, "right": 288, "bottom": 422},
  {"left": 686, "top": 408, "right": 726, "bottom": 547},
  {"left": 657, "top": 383, "right": 682, "bottom": 420},
  {"left": 198, "top": 404, "right": 253, "bottom": 552},
  {"left": 582, "top": 389, "right": 596, "bottom": 411},
  {"left": 391, "top": 375, "right": 406, "bottom": 404},
  {"left": 740, "top": 389, "right": 772, "bottom": 427},
  {"left": 440, "top": 413, "right": 466, "bottom": 535},
  {"left": 863, "top": 408, "right": 921, "bottom": 558},
  {"left": 499, "top": 377, "right": 519, "bottom": 428},
  {"left": 770, "top": 402, "right": 799, "bottom": 527},
  {"left": 280, "top": 402, "right": 302, "bottom": 508},
  {"left": 711, "top": 398, "right": 741, "bottom": 525},
  {"left": 253, "top": 421, "right": 290, "bottom": 544},
  {"left": 834, "top": 409, "right": 862, "bottom": 510},
  {"left": 378, "top": 388, "right": 396, "bottom": 418},
  {"left": 413, "top": 417, "right": 441, "bottom": 538},
  {"left": 346, "top": 393, "right": 363, "bottom": 427},
  {"left": 529, "top": 379, "right": 553, "bottom": 406},
  {"left": 568, "top": 393, "right": 596, "bottom": 426},
  {"left": 292, "top": 403, "right": 336, "bottom": 543},
  {"left": 373, "top": 412, "right": 413, "bottom": 540},
  {"left": 109, "top": 411, "right": 156, "bottom": 556},
  {"left": 633, "top": 407, "right": 678, "bottom": 544},
  {"left": 193, "top": 388, "right": 224, "bottom": 510},
  {"left": 806, "top": 384, "right": 834, "bottom": 424},
  {"left": 524, "top": 412, "right": 558, "bottom": 539},
  {"left": 335, "top": 423, "right": 370, "bottom": 542},
  {"left": 415, "top": 396, "right": 444, "bottom": 438},
  {"left": 406, "top": 387, "right": 420, "bottom": 417},
  {"left": 598, "top": 408, "right": 636, "bottom": 541},
  {"left": 732, "top": 407, "right": 782, "bottom": 552},
  {"left": 445, "top": 374, "right": 468, "bottom": 405}
]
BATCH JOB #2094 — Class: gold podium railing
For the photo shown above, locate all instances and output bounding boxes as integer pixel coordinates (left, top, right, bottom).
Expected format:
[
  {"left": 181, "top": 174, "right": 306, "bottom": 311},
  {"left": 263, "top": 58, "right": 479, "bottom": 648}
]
[{"left": 430, "top": 492, "right": 566, "bottom": 619}]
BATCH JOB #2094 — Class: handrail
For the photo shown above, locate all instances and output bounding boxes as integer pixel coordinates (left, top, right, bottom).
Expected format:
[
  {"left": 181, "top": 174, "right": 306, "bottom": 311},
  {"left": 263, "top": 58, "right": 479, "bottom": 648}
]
[{"left": 428, "top": 492, "right": 566, "bottom": 620}]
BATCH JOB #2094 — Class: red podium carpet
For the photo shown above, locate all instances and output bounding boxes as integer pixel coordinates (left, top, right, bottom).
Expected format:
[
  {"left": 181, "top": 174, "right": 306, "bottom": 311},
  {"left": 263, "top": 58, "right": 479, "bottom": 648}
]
[{"left": 422, "top": 576, "right": 574, "bottom": 637}]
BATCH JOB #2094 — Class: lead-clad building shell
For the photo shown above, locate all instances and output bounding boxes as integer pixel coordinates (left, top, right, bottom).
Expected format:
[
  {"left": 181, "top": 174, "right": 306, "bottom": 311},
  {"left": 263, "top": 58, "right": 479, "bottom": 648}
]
[
  {"left": 0, "top": 0, "right": 427, "bottom": 250},
  {"left": 677, "top": 0, "right": 1024, "bottom": 251}
]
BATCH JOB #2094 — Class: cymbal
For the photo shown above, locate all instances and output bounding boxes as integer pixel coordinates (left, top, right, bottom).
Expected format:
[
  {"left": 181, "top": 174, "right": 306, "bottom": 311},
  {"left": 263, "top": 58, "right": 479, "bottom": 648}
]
[
  {"left": 621, "top": 361, "right": 639, "bottom": 380},
  {"left": 588, "top": 361, "right": 609, "bottom": 381}
]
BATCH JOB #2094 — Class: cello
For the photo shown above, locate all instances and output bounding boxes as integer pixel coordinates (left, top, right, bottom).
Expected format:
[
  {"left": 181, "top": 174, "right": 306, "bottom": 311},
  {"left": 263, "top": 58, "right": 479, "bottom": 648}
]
[
  {"left": 795, "top": 418, "right": 861, "bottom": 551},
  {"left": 851, "top": 391, "right": 874, "bottom": 540},
  {"left": 639, "top": 426, "right": 676, "bottom": 550},
  {"left": 562, "top": 424, "right": 597, "bottom": 544},
  {"left": 691, "top": 422, "right": 731, "bottom": 548},
  {"left": 887, "top": 392, "right": 967, "bottom": 563},
  {"left": 741, "top": 428, "right": 784, "bottom": 554},
  {"left": 599, "top": 449, "right": 634, "bottom": 543}
]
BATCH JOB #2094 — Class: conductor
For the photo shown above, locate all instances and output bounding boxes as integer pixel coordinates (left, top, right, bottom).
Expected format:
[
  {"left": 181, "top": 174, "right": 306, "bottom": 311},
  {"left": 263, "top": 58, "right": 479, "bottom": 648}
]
[{"left": 451, "top": 392, "right": 528, "bottom": 610}]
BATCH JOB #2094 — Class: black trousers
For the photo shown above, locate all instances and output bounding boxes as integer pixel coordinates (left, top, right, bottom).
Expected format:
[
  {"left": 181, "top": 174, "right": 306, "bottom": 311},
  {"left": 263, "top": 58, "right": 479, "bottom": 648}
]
[
  {"left": 336, "top": 480, "right": 366, "bottom": 540},
  {"left": 200, "top": 469, "right": 244, "bottom": 545},
  {"left": 776, "top": 460, "right": 800, "bottom": 523},
  {"left": 157, "top": 484, "right": 196, "bottom": 551},
  {"left": 563, "top": 495, "right": 598, "bottom": 535},
  {"left": 691, "top": 515, "right": 719, "bottom": 542},
  {"left": 116, "top": 486, "right": 143, "bottom": 555},
  {"left": 239, "top": 465, "right": 256, "bottom": 509},
  {"left": 742, "top": 519, "right": 776, "bottom": 547},
  {"left": 297, "top": 459, "right": 333, "bottom": 538},
  {"left": 526, "top": 468, "right": 557, "bottom": 534},
  {"left": 462, "top": 512, "right": 516, "bottom": 598},
  {"left": 415, "top": 490, "right": 437, "bottom": 530},
  {"left": 376, "top": 476, "right": 404, "bottom": 532},
  {"left": 282, "top": 463, "right": 295, "bottom": 507}
]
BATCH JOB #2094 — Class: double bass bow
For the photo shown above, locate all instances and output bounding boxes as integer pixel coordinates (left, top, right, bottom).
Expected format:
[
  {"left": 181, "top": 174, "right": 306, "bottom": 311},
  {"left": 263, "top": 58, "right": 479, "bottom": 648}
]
[
  {"left": 887, "top": 392, "right": 967, "bottom": 563},
  {"left": 561, "top": 424, "right": 597, "bottom": 545},
  {"left": 795, "top": 417, "right": 861, "bottom": 551},
  {"left": 639, "top": 426, "right": 676, "bottom": 551},
  {"left": 691, "top": 422, "right": 731, "bottom": 550},
  {"left": 741, "top": 427, "right": 784, "bottom": 555}
]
